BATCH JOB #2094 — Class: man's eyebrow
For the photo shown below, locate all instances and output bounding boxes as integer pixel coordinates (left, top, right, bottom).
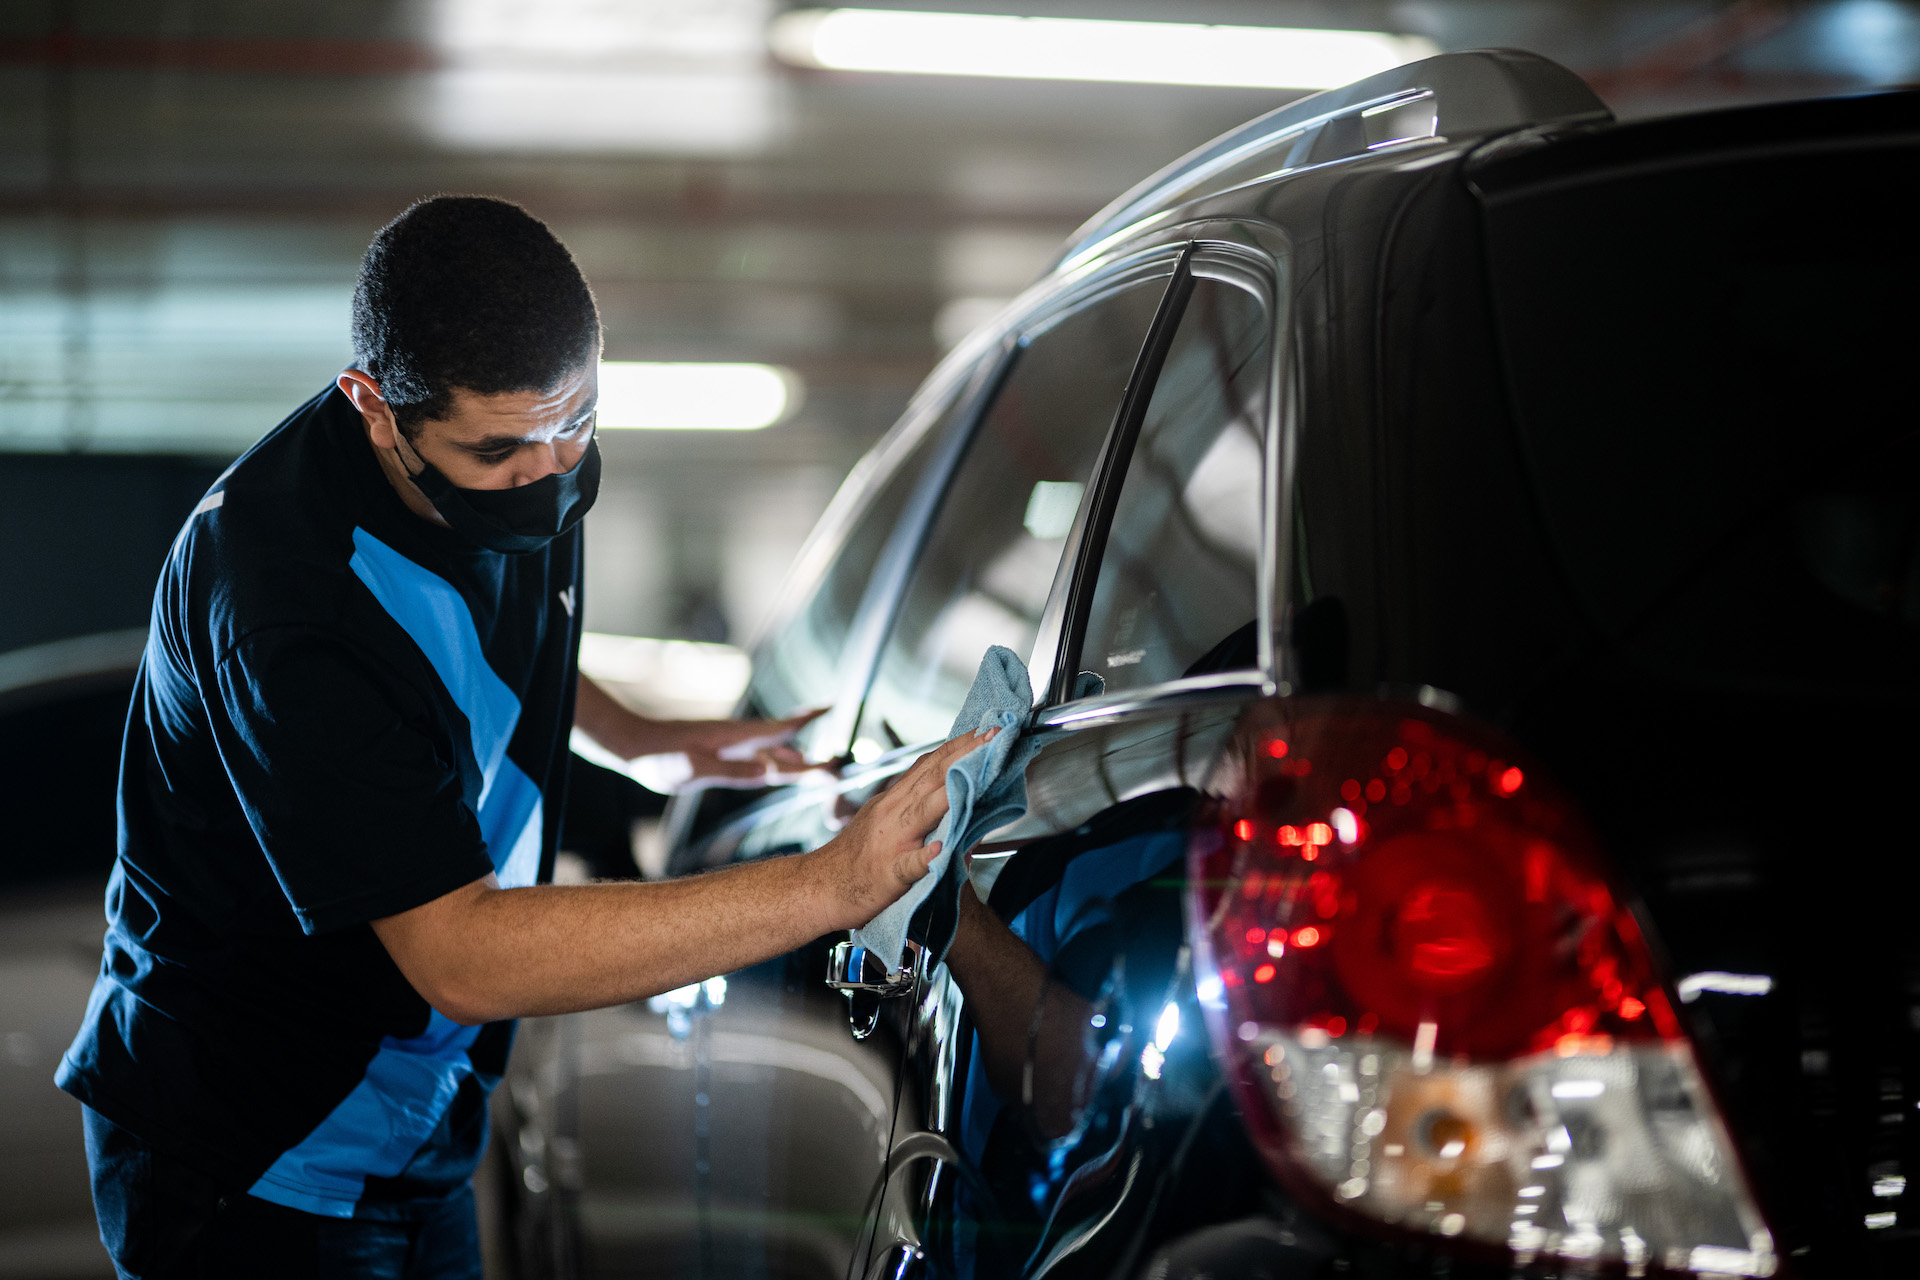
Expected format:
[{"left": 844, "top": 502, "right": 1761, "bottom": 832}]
[
  {"left": 458, "top": 433, "right": 538, "bottom": 453},
  {"left": 457, "top": 403, "right": 597, "bottom": 454}
]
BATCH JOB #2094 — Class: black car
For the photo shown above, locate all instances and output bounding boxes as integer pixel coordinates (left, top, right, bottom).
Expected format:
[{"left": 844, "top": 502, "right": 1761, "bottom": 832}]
[{"left": 498, "top": 49, "right": 1920, "bottom": 1280}]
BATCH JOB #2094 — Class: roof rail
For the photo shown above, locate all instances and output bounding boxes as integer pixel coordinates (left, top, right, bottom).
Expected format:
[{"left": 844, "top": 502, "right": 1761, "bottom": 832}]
[{"left": 1053, "top": 48, "right": 1609, "bottom": 270}]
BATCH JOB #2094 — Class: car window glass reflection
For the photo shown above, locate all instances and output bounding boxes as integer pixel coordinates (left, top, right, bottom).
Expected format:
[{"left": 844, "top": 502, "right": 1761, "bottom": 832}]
[
  {"left": 854, "top": 276, "right": 1170, "bottom": 755},
  {"left": 1080, "top": 278, "right": 1268, "bottom": 692}
]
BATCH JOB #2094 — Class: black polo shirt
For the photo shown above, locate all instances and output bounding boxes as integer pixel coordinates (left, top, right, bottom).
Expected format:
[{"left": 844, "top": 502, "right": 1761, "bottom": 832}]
[{"left": 57, "top": 384, "right": 583, "bottom": 1219}]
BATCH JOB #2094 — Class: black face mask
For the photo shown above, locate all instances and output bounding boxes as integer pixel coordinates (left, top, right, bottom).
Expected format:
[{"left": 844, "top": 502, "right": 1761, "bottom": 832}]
[{"left": 400, "top": 435, "right": 601, "bottom": 555}]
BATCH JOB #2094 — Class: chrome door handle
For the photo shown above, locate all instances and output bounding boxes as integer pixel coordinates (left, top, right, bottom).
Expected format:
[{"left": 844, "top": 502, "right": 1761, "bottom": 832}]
[
  {"left": 865, "top": 1241, "right": 925, "bottom": 1280},
  {"left": 826, "top": 939, "right": 921, "bottom": 998}
]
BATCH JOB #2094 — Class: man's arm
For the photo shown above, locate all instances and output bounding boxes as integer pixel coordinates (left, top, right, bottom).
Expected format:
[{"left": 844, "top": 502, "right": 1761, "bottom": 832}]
[
  {"left": 944, "top": 881, "right": 1093, "bottom": 1139},
  {"left": 371, "top": 729, "right": 987, "bottom": 1025},
  {"left": 574, "top": 673, "right": 822, "bottom": 785}
]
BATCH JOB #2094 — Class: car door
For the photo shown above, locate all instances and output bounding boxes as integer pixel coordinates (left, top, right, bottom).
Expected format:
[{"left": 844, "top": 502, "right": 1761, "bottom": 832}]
[
  {"left": 633, "top": 245, "right": 1190, "bottom": 1280},
  {"left": 546, "top": 365, "right": 983, "bottom": 1280},
  {"left": 863, "top": 237, "right": 1290, "bottom": 1280}
]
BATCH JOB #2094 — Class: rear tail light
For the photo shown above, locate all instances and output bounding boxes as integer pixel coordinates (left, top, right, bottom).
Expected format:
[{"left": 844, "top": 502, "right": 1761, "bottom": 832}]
[{"left": 1189, "top": 698, "right": 1775, "bottom": 1277}]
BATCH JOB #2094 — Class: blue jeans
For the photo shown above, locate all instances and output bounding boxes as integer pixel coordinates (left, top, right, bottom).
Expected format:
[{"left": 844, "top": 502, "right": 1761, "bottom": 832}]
[{"left": 83, "top": 1107, "right": 483, "bottom": 1280}]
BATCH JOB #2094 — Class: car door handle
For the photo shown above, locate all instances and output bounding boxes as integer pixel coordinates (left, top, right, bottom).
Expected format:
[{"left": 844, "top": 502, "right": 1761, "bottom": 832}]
[
  {"left": 865, "top": 1241, "right": 925, "bottom": 1280},
  {"left": 826, "top": 939, "right": 921, "bottom": 998}
]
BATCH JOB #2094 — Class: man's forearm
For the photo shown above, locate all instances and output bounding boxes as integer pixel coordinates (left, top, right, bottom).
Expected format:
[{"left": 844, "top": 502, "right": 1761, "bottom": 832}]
[
  {"left": 573, "top": 674, "right": 820, "bottom": 783},
  {"left": 945, "top": 884, "right": 1091, "bottom": 1137},
  {"left": 573, "top": 673, "right": 674, "bottom": 758},
  {"left": 373, "top": 728, "right": 991, "bottom": 1025},
  {"left": 379, "top": 851, "right": 843, "bottom": 1025}
]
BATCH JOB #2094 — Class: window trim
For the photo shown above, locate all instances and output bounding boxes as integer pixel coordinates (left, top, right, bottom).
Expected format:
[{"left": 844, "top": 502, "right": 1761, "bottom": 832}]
[
  {"left": 842, "top": 242, "right": 1195, "bottom": 756},
  {"left": 1041, "top": 238, "right": 1286, "bottom": 709},
  {"left": 1033, "top": 243, "right": 1197, "bottom": 704}
]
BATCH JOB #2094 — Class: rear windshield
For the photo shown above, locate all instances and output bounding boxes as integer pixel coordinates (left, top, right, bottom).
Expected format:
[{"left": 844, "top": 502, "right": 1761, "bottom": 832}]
[{"left": 1484, "top": 140, "right": 1920, "bottom": 696}]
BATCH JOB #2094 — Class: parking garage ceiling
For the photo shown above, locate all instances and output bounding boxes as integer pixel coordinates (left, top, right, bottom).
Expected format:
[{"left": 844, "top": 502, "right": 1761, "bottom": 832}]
[{"left": 3, "top": 0, "right": 1916, "bottom": 458}]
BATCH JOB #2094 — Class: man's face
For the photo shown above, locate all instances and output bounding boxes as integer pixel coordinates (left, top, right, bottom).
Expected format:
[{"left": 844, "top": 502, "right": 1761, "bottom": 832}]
[{"left": 398, "top": 361, "right": 598, "bottom": 491}]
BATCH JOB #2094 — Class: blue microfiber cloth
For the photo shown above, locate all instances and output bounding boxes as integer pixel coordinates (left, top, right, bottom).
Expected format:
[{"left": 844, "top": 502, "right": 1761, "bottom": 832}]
[{"left": 854, "top": 645, "right": 1043, "bottom": 971}]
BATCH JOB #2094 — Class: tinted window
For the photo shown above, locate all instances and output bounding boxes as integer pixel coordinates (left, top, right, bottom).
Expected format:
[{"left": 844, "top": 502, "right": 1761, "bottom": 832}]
[
  {"left": 1078, "top": 276, "right": 1267, "bottom": 692},
  {"left": 1485, "top": 144, "right": 1920, "bottom": 694},
  {"left": 854, "top": 272, "right": 1172, "bottom": 754},
  {"left": 746, "top": 398, "right": 955, "bottom": 731}
]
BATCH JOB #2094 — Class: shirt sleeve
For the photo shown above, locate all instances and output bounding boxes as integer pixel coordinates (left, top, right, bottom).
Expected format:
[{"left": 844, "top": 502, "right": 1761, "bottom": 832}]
[{"left": 208, "top": 625, "right": 496, "bottom": 935}]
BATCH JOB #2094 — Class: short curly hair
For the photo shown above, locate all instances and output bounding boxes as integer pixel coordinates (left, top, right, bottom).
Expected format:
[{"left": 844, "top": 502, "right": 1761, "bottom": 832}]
[{"left": 351, "top": 196, "right": 600, "bottom": 435}]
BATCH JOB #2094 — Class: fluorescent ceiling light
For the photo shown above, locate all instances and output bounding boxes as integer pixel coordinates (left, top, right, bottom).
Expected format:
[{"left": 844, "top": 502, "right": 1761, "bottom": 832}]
[
  {"left": 770, "top": 9, "right": 1439, "bottom": 90},
  {"left": 435, "top": 0, "right": 769, "bottom": 61},
  {"left": 425, "top": 0, "right": 781, "bottom": 155},
  {"left": 597, "top": 362, "right": 799, "bottom": 430},
  {"left": 1022, "top": 481, "right": 1082, "bottom": 539},
  {"left": 426, "top": 69, "right": 777, "bottom": 154}
]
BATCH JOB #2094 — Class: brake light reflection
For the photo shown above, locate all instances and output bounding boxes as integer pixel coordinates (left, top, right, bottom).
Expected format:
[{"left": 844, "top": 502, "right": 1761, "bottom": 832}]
[{"left": 1195, "top": 701, "right": 1776, "bottom": 1278}]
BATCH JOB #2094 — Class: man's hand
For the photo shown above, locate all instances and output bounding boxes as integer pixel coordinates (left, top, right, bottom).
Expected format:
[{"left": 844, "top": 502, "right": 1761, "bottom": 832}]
[
  {"left": 573, "top": 675, "right": 830, "bottom": 787},
  {"left": 675, "top": 711, "right": 828, "bottom": 787},
  {"left": 813, "top": 727, "right": 997, "bottom": 930}
]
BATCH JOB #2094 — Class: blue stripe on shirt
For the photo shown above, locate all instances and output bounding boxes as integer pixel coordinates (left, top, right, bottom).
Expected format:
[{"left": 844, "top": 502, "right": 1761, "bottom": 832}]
[{"left": 248, "top": 527, "right": 544, "bottom": 1217}]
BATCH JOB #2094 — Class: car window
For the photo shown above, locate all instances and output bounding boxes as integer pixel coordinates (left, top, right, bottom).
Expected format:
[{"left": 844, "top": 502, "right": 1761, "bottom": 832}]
[
  {"left": 853, "top": 271, "right": 1174, "bottom": 756},
  {"left": 1077, "top": 276, "right": 1268, "bottom": 692},
  {"left": 676, "top": 372, "right": 982, "bottom": 856},
  {"left": 745, "top": 398, "right": 955, "bottom": 735}
]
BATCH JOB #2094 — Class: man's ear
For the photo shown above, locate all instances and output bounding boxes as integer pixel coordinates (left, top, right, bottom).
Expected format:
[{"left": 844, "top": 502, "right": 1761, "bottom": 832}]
[{"left": 338, "top": 369, "right": 402, "bottom": 450}]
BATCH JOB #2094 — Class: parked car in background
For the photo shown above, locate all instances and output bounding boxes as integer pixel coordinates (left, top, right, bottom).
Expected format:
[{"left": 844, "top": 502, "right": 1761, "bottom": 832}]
[
  {"left": 0, "top": 634, "right": 147, "bottom": 1278},
  {"left": 501, "top": 49, "right": 1920, "bottom": 1280}
]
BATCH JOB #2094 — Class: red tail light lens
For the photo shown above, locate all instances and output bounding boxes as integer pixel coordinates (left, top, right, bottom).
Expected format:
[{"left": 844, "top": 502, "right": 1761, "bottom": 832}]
[{"left": 1190, "top": 698, "right": 1774, "bottom": 1276}]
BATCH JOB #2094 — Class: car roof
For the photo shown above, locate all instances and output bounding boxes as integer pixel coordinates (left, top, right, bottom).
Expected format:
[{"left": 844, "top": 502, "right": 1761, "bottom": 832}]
[
  {"left": 1052, "top": 48, "right": 1609, "bottom": 273},
  {"left": 1468, "top": 84, "right": 1920, "bottom": 200}
]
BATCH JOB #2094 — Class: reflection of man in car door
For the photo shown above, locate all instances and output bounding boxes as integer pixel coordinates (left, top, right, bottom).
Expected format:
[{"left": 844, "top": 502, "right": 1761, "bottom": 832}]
[
  {"left": 55, "top": 196, "right": 987, "bottom": 1280},
  {"left": 939, "top": 791, "right": 1197, "bottom": 1272}
]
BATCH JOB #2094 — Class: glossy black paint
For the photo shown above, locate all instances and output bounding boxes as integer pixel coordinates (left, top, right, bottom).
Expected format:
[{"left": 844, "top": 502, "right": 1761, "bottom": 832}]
[{"left": 521, "top": 55, "right": 1919, "bottom": 1280}]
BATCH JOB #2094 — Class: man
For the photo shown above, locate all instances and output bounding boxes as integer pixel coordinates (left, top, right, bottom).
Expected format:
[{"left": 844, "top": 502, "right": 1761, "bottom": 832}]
[{"left": 56, "top": 196, "right": 980, "bottom": 1278}]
